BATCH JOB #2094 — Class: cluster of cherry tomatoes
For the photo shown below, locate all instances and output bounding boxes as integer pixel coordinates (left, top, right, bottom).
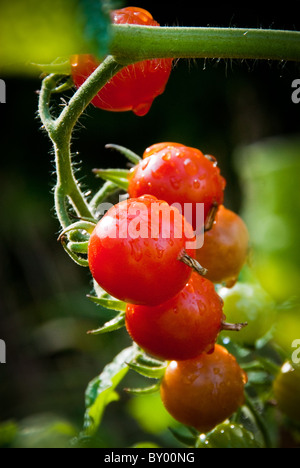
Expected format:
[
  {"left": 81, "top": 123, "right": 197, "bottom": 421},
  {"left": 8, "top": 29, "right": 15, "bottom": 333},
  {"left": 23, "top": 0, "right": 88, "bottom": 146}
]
[{"left": 72, "top": 6, "right": 250, "bottom": 434}]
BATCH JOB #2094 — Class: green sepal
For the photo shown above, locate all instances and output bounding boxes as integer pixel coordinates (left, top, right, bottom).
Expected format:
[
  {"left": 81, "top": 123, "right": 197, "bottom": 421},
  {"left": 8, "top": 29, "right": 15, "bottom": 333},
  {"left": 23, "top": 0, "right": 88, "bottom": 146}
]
[
  {"left": 124, "top": 381, "right": 161, "bottom": 395},
  {"left": 68, "top": 240, "right": 89, "bottom": 254},
  {"left": 60, "top": 237, "right": 89, "bottom": 267},
  {"left": 87, "top": 311, "right": 126, "bottom": 335},
  {"left": 89, "top": 180, "right": 119, "bottom": 215},
  {"left": 92, "top": 168, "right": 130, "bottom": 191},
  {"left": 58, "top": 220, "right": 96, "bottom": 241},
  {"left": 135, "top": 353, "right": 166, "bottom": 368},
  {"left": 105, "top": 143, "right": 142, "bottom": 165},
  {"left": 126, "top": 361, "right": 167, "bottom": 379},
  {"left": 87, "top": 295, "right": 127, "bottom": 313},
  {"left": 168, "top": 426, "right": 197, "bottom": 447}
]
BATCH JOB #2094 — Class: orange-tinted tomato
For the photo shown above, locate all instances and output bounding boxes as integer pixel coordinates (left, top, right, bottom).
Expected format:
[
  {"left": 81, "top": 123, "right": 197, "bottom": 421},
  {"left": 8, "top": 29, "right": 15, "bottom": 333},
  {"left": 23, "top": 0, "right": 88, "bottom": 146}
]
[
  {"left": 160, "top": 345, "right": 247, "bottom": 433},
  {"left": 196, "top": 205, "right": 249, "bottom": 287}
]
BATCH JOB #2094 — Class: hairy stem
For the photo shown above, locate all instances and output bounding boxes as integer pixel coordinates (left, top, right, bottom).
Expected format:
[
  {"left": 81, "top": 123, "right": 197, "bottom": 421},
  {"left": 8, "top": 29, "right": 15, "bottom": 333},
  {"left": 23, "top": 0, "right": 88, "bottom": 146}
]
[
  {"left": 110, "top": 25, "right": 300, "bottom": 62},
  {"left": 39, "top": 56, "right": 124, "bottom": 229}
]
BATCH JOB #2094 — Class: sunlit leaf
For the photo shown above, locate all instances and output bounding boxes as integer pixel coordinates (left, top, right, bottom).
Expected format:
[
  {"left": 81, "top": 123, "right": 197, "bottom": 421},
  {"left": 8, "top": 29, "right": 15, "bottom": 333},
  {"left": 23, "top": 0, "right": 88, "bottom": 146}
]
[{"left": 83, "top": 346, "right": 137, "bottom": 436}]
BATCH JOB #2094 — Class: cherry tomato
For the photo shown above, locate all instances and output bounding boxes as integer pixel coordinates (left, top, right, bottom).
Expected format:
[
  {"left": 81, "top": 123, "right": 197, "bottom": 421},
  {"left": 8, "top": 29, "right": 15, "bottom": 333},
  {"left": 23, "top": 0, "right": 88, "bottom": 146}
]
[
  {"left": 70, "top": 8, "right": 173, "bottom": 116},
  {"left": 128, "top": 142, "right": 226, "bottom": 231},
  {"left": 125, "top": 273, "right": 224, "bottom": 361},
  {"left": 219, "top": 282, "right": 276, "bottom": 345},
  {"left": 160, "top": 344, "right": 247, "bottom": 433},
  {"left": 196, "top": 205, "right": 249, "bottom": 287},
  {"left": 273, "top": 361, "right": 300, "bottom": 423},
  {"left": 88, "top": 195, "right": 195, "bottom": 306},
  {"left": 195, "top": 422, "right": 260, "bottom": 448}
]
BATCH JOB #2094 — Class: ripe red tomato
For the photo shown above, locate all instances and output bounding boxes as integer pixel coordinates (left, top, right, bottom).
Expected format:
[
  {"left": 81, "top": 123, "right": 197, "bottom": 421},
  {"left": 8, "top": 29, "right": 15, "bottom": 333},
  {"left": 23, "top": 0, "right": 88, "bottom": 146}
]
[
  {"left": 160, "top": 345, "right": 247, "bottom": 433},
  {"left": 125, "top": 273, "right": 224, "bottom": 361},
  {"left": 127, "top": 142, "right": 226, "bottom": 231},
  {"left": 196, "top": 205, "right": 249, "bottom": 287},
  {"left": 88, "top": 195, "right": 195, "bottom": 306},
  {"left": 70, "top": 7, "right": 173, "bottom": 116}
]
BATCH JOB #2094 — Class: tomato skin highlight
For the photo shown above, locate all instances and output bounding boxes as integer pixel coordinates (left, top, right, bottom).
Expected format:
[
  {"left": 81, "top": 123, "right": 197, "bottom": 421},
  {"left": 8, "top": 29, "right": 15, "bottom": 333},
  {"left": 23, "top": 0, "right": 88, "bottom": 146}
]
[
  {"left": 196, "top": 205, "right": 249, "bottom": 287},
  {"left": 160, "top": 345, "right": 247, "bottom": 433},
  {"left": 88, "top": 196, "right": 195, "bottom": 306},
  {"left": 125, "top": 273, "right": 224, "bottom": 361},
  {"left": 128, "top": 142, "right": 226, "bottom": 230},
  {"left": 70, "top": 8, "right": 173, "bottom": 116}
]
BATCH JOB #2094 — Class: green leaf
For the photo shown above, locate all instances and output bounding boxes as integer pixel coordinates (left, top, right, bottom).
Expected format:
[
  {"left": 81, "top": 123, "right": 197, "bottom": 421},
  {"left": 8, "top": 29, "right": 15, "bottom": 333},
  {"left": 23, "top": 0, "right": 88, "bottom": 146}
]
[
  {"left": 83, "top": 346, "right": 138, "bottom": 436},
  {"left": 131, "top": 442, "right": 161, "bottom": 448},
  {"left": 0, "top": 421, "right": 18, "bottom": 447},
  {"left": 87, "top": 311, "right": 125, "bottom": 334}
]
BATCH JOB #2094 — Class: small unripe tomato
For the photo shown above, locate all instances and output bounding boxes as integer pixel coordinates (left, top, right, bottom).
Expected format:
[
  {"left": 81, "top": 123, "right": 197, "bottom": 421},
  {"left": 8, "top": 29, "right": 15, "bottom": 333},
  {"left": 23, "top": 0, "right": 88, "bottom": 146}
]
[
  {"left": 160, "top": 345, "right": 247, "bottom": 433},
  {"left": 128, "top": 142, "right": 226, "bottom": 231},
  {"left": 195, "top": 422, "right": 260, "bottom": 448},
  {"left": 219, "top": 282, "right": 276, "bottom": 345},
  {"left": 125, "top": 273, "right": 224, "bottom": 361},
  {"left": 71, "top": 8, "right": 173, "bottom": 116},
  {"left": 196, "top": 205, "right": 249, "bottom": 287},
  {"left": 88, "top": 195, "right": 195, "bottom": 306},
  {"left": 273, "top": 361, "right": 300, "bottom": 423}
]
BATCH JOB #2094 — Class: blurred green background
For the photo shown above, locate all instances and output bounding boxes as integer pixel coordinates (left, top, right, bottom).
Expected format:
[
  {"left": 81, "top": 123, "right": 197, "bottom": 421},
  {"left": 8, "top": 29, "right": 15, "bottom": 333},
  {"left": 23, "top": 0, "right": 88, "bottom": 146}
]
[{"left": 0, "top": 0, "right": 300, "bottom": 448}]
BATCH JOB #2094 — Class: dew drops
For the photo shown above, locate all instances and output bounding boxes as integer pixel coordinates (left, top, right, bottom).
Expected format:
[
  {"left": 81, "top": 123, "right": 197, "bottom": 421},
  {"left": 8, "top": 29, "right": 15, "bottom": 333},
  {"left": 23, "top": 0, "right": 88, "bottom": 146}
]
[
  {"left": 184, "top": 158, "right": 198, "bottom": 175},
  {"left": 162, "top": 151, "right": 172, "bottom": 161},
  {"left": 170, "top": 176, "right": 181, "bottom": 190},
  {"left": 193, "top": 179, "right": 200, "bottom": 190}
]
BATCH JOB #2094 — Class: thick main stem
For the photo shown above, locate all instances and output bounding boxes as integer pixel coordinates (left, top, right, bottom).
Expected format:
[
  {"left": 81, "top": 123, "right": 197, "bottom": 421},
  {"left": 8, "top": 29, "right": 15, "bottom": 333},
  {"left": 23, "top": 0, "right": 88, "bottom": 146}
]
[{"left": 110, "top": 25, "right": 300, "bottom": 62}]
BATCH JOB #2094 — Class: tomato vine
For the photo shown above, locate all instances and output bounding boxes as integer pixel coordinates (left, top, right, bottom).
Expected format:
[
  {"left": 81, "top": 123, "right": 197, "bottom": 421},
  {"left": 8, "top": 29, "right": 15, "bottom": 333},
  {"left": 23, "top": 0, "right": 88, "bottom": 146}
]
[{"left": 37, "top": 7, "right": 300, "bottom": 449}]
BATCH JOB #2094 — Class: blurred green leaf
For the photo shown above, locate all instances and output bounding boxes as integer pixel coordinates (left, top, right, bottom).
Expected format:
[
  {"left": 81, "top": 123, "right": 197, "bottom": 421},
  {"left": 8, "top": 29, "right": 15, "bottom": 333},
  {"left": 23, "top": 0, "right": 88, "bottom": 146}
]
[
  {"left": 12, "top": 414, "right": 77, "bottom": 448},
  {"left": 131, "top": 442, "right": 161, "bottom": 448},
  {"left": 235, "top": 137, "right": 300, "bottom": 303},
  {"left": 0, "top": 421, "right": 18, "bottom": 448},
  {"left": 0, "top": 0, "right": 112, "bottom": 76},
  {"left": 127, "top": 392, "right": 178, "bottom": 435},
  {"left": 83, "top": 345, "right": 137, "bottom": 436}
]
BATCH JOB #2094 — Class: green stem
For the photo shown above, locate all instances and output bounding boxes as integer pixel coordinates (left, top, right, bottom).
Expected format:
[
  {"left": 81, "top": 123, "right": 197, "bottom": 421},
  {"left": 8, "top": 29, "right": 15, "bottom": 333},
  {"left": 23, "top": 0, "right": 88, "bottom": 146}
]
[
  {"left": 244, "top": 394, "right": 273, "bottom": 448},
  {"left": 55, "top": 55, "right": 124, "bottom": 140},
  {"left": 110, "top": 25, "right": 300, "bottom": 62},
  {"left": 39, "top": 56, "right": 124, "bottom": 229}
]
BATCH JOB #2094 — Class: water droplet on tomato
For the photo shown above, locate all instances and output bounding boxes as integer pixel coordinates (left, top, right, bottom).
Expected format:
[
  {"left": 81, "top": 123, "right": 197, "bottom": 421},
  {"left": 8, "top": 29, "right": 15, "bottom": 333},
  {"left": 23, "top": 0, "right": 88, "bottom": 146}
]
[
  {"left": 170, "top": 176, "right": 181, "bottom": 190},
  {"left": 184, "top": 158, "right": 198, "bottom": 175},
  {"left": 193, "top": 179, "right": 200, "bottom": 189},
  {"left": 162, "top": 151, "right": 172, "bottom": 161}
]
